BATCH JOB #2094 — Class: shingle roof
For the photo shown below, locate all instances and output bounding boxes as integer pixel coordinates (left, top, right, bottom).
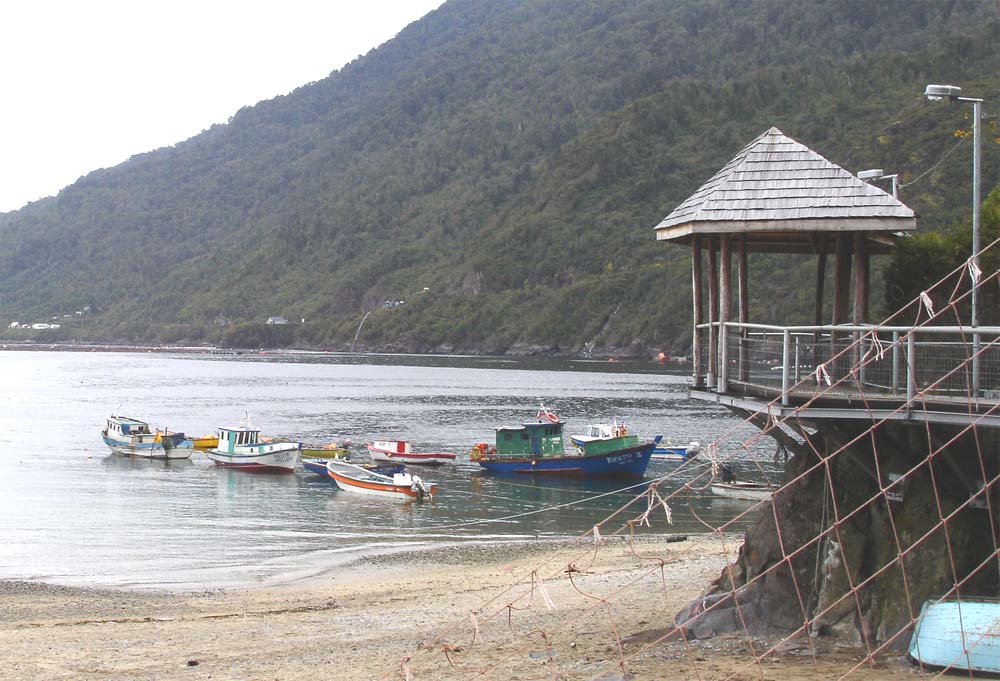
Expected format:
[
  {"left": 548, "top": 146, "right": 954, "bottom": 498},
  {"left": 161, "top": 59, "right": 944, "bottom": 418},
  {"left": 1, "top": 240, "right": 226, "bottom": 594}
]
[{"left": 654, "top": 127, "right": 915, "bottom": 243}]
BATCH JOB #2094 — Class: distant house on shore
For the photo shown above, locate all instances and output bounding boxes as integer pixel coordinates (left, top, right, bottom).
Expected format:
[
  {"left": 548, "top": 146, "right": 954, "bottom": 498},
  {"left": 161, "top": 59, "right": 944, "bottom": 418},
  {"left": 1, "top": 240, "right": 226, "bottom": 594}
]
[{"left": 266, "top": 316, "right": 289, "bottom": 325}]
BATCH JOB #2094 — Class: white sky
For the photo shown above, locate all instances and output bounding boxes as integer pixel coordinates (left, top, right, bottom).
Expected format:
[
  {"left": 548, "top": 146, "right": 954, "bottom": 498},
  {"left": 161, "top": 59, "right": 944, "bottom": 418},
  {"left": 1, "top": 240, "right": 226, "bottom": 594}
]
[{"left": 0, "top": 0, "right": 443, "bottom": 213}]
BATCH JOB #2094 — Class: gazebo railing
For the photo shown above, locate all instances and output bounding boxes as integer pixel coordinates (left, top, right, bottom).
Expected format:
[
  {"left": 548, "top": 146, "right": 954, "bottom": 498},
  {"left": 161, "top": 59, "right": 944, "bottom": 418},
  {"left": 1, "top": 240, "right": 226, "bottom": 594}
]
[{"left": 695, "top": 322, "right": 1000, "bottom": 407}]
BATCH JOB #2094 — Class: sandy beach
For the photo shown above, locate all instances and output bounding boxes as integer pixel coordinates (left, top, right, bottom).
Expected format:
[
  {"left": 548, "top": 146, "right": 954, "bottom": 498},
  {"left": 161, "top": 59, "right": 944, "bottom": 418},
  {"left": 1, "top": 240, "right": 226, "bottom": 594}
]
[{"left": 0, "top": 533, "right": 917, "bottom": 680}]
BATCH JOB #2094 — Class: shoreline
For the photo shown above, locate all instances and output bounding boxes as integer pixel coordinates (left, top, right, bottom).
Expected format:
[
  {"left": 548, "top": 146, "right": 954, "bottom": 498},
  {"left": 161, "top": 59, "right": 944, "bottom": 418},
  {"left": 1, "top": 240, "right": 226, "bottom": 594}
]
[
  {"left": 0, "top": 534, "right": 911, "bottom": 680},
  {"left": 4, "top": 534, "right": 691, "bottom": 594},
  {"left": 0, "top": 340, "right": 689, "bottom": 364}
]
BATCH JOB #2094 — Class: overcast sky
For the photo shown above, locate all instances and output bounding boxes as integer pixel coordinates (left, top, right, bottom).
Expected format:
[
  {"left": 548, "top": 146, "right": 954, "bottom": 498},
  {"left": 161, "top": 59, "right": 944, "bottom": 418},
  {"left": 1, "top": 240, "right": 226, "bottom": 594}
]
[{"left": 0, "top": 0, "right": 443, "bottom": 213}]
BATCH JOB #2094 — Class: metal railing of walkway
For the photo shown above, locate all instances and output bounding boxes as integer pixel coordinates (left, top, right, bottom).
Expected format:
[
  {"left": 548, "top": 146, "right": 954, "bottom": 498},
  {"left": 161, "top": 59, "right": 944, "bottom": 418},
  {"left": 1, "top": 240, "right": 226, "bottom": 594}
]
[{"left": 695, "top": 322, "right": 1000, "bottom": 411}]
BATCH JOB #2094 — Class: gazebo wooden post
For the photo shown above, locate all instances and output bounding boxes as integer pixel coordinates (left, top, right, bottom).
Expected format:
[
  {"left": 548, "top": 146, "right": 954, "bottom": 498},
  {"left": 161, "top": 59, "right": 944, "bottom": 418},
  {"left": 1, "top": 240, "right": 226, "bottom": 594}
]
[
  {"left": 707, "top": 237, "right": 718, "bottom": 388},
  {"left": 813, "top": 236, "right": 826, "bottom": 329},
  {"left": 738, "top": 236, "right": 749, "bottom": 382},
  {"left": 853, "top": 232, "right": 870, "bottom": 323},
  {"left": 719, "top": 235, "right": 732, "bottom": 393},
  {"left": 832, "top": 233, "right": 852, "bottom": 378},
  {"left": 813, "top": 237, "right": 827, "bottom": 372},
  {"left": 691, "top": 236, "right": 704, "bottom": 388},
  {"left": 852, "top": 232, "right": 870, "bottom": 377}
]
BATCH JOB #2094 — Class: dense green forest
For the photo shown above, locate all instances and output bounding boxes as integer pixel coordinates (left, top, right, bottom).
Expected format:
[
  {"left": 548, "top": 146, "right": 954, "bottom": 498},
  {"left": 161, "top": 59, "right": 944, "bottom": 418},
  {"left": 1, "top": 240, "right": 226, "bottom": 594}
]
[{"left": 0, "top": 0, "right": 997, "bottom": 354}]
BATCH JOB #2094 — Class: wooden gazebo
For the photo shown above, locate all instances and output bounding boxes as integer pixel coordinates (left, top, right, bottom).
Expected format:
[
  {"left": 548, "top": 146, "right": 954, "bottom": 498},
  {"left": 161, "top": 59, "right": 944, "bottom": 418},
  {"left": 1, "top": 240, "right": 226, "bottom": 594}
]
[{"left": 654, "top": 127, "right": 916, "bottom": 390}]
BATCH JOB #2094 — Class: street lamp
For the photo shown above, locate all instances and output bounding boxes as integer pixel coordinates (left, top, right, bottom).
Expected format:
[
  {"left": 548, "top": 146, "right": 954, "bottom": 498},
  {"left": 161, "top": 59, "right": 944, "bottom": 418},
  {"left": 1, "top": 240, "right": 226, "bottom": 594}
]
[
  {"left": 924, "top": 84, "right": 983, "bottom": 324},
  {"left": 857, "top": 168, "right": 899, "bottom": 199},
  {"left": 924, "top": 83, "right": 984, "bottom": 394}
]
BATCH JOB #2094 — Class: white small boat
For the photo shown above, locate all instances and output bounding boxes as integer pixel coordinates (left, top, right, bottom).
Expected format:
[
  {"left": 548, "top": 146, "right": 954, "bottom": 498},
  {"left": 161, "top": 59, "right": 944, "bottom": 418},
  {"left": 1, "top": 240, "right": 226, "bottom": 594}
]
[
  {"left": 710, "top": 481, "right": 776, "bottom": 501},
  {"left": 326, "top": 459, "right": 436, "bottom": 500},
  {"left": 207, "top": 424, "right": 300, "bottom": 473},
  {"left": 366, "top": 440, "right": 457, "bottom": 465},
  {"left": 101, "top": 415, "right": 193, "bottom": 460},
  {"left": 568, "top": 420, "right": 631, "bottom": 447}
]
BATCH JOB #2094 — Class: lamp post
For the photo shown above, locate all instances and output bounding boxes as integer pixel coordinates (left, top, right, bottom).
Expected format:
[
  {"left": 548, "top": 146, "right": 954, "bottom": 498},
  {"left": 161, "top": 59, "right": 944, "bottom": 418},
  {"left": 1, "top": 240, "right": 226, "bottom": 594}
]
[{"left": 924, "top": 83, "right": 983, "bottom": 395}]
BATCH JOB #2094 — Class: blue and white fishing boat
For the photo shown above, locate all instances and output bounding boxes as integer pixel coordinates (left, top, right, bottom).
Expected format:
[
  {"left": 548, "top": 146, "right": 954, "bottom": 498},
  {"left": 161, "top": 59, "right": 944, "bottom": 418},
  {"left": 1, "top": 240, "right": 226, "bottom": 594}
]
[
  {"left": 101, "top": 415, "right": 193, "bottom": 460},
  {"left": 302, "top": 457, "right": 404, "bottom": 479},
  {"left": 472, "top": 409, "right": 654, "bottom": 478},
  {"left": 651, "top": 435, "right": 701, "bottom": 463},
  {"left": 207, "top": 423, "right": 300, "bottom": 473}
]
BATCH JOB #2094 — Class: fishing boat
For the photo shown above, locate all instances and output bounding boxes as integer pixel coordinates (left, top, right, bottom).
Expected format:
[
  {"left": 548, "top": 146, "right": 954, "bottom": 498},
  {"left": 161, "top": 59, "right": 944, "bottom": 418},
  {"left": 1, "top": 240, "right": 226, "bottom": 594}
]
[
  {"left": 187, "top": 434, "right": 219, "bottom": 450},
  {"left": 302, "top": 457, "right": 404, "bottom": 479},
  {"left": 651, "top": 436, "right": 702, "bottom": 463},
  {"left": 709, "top": 481, "right": 776, "bottom": 501},
  {"left": 571, "top": 422, "right": 699, "bottom": 464},
  {"left": 301, "top": 442, "right": 351, "bottom": 458},
  {"left": 206, "top": 424, "right": 300, "bottom": 473},
  {"left": 325, "top": 459, "right": 436, "bottom": 500},
  {"left": 101, "top": 415, "right": 193, "bottom": 460},
  {"left": 472, "top": 409, "right": 654, "bottom": 477},
  {"left": 366, "top": 440, "right": 457, "bottom": 465},
  {"left": 908, "top": 598, "right": 1000, "bottom": 673}
]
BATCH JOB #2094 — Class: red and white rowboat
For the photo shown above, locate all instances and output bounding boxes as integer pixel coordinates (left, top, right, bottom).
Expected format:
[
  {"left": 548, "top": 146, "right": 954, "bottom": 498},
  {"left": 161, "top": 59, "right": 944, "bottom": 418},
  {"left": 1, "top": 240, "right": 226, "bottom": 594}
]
[
  {"left": 366, "top": 440, "right": 457, "bottom": 465},
  {"left": 326, "top": 459, "right": 437, "bottom": 500}
]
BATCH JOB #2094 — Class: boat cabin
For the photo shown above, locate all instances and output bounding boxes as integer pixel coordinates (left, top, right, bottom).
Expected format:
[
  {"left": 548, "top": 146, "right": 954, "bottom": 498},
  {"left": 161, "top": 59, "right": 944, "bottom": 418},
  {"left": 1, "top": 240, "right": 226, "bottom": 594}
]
[
  {"left": 581, "top": 422, "right": 628, "bottom": 440},
  {"left": 371, "top": 440, "right": 412, "bottom": 455},
  {"left": 217, "top": 427, "right": 262, "bottom": 453},
  {"left": 495, "top": 421, "right": 565, "bottom": 458},
  {"left": 106, "top": 416, "right": 153, "bottom": 440}
]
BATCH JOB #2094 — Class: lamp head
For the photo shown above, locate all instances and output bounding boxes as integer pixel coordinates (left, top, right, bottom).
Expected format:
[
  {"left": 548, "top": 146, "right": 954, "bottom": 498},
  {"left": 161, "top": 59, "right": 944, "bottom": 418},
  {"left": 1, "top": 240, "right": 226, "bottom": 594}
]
[
  {"left": 857, "top": 169, "right": 884, "bottom": 180},
  {"left": 925, "top": 84, "right": 962, "bottom": 101}
]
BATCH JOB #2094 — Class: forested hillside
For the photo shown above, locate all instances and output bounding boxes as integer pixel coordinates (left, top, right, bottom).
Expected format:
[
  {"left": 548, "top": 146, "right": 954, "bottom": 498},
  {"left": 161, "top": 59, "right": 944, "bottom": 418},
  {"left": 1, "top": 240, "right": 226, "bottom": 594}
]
[{"left": 0, "top": 0, "right": 997, "bottom": 354}]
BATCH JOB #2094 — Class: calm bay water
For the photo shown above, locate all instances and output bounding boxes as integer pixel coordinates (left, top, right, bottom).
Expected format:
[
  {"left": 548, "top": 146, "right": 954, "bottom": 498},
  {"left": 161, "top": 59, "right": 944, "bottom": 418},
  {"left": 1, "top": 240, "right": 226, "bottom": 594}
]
[{"left": 0, "top": 350, "right": 776, "bottom": 590}]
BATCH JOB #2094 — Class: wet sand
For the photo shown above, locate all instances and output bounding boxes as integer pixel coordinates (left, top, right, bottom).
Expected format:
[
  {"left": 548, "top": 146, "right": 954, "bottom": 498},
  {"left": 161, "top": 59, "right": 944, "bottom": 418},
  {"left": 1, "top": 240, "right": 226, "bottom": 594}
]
[{"left": 0, "top": 534, "right": 914, "bottom": 680}]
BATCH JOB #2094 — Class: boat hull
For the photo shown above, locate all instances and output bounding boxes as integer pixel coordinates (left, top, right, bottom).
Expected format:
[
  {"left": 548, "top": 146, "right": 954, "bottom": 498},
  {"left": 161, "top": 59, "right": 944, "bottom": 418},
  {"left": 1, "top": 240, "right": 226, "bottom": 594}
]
[
  {"left": 301, "top": 444, "right": 349, "bottom": 458},
  {"left": 207, "top": 444, "right": 300, "bottom": 473},
  {"left": 908, "top": 599, "right": 1000, "bottom": 673},
  {"left": 710, "top": 482, "right": 775, "bottom": 501},
  {"left": 367, "top": 448, "right": 456, "bottom": 465},
  {"left": 651, "top": 445, "right": 698, "bottom": 463},
  {"left": 478, "top": 442, "right": 654, "bottom": 477},
  {"left": 189, "top": 435, "right": 219, "bottom": 450},
  {"left": 325, "top": 461, "right": 436, "bottom": 500},
  {"left": 366, "top": 442, "right": 456, "bottom": 466},
  {"left": 102, "top": 434, "right": 193, "bottom": 460},
  {"left": 303, "top": 458, "right": 404, "bottom": 478}
]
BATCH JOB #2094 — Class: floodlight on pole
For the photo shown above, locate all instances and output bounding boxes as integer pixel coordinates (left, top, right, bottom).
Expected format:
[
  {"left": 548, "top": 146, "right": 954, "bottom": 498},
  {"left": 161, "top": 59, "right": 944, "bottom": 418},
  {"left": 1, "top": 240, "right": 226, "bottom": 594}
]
[
  {"left": 924, "top": 82, "right": 984, "bottom": 394},
  {"left": 858, "top": 169, "right": 899, "bottom": 199}
]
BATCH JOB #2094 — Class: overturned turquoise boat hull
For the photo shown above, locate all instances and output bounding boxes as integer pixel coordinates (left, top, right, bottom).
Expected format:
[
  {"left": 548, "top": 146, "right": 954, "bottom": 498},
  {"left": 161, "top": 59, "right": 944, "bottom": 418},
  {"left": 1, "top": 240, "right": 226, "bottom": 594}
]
[{"left": 908, "top": 599, "right": 1000, "bottom": 673}]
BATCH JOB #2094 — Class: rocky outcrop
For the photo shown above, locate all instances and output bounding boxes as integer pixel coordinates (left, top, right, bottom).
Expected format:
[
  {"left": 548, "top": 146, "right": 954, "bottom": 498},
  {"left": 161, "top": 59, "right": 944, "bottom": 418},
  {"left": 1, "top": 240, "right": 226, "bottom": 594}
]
[{"left": 676, "top": 421, "right": 1000, "bottom": 649}]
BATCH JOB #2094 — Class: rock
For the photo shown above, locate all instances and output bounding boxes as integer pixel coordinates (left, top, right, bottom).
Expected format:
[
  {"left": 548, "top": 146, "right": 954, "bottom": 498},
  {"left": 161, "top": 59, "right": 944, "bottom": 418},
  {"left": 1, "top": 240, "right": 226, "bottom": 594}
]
[{"left": 675, "top": 422, "right": 1000, "bottom": 650}]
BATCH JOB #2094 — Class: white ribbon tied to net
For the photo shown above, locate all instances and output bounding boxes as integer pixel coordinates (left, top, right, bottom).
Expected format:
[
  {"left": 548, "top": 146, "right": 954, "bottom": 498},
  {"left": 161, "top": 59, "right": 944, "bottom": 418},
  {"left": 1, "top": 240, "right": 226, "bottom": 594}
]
[
  {"left": 469, "top": 611, "right": 480, "bottom": 645},
  {"left": 919, "top": 291, "right": 935, "bottom": 317},
  {"left": 968, "top": 257, "right": 982, "bottom": 285},
  {"left": 535, "top": 572, "right": 556, "bottom": 610},
  {"left": 706, "top": 441, "right": 720, "bottom": 479},
  {"left": 815, "top": 362, "right": 832, "bottom": 386},
  {"left": 862, "top": 330, "right": 887, "bottom": 363},
  {"left": 637, "top": 486, "right": 673, "bottom": 527}
]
